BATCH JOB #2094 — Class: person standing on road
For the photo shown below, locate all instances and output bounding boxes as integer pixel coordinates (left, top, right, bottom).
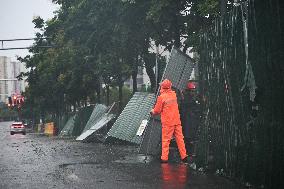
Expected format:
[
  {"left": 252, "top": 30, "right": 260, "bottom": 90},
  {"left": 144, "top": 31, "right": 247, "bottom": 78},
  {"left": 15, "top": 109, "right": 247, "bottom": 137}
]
[{"left": 151, "top": 79, "right": 188, "bottom": 163}]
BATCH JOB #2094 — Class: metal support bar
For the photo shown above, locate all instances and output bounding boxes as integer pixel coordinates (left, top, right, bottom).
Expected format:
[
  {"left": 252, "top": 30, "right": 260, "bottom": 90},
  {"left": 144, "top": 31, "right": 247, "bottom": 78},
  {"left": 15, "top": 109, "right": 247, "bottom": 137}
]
[
  {"left": 0, "top": 79, "right": 18, "bottom": 81},
  {"left": 0, "top": 37, "right": 53, "bottom": 50},
  {"left": 0, "top": 37, "right": 51, "bottom": 42},
  {"left": 0, "top": 46, "right": 55, "bottom": 50}
]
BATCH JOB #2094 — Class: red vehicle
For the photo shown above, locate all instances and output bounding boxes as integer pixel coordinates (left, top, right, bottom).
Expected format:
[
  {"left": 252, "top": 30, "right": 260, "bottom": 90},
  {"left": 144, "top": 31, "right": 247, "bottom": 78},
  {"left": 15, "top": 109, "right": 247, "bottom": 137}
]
[{"left": 10, "top": 122, "right": 26, "bottom": 135}]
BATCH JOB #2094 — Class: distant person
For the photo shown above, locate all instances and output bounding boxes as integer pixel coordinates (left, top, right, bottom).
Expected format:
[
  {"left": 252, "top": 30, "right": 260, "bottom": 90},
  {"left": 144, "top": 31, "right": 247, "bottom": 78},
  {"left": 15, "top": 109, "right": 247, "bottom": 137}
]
[{"left": 151, "top": 79, "right": 188, "bottom": 163}]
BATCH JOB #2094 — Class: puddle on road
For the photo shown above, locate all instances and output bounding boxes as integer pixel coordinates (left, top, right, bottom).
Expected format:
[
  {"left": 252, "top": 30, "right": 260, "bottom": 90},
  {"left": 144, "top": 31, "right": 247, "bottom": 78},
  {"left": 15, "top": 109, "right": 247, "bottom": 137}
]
[
  {"left": 114, "top": 154, "right": 154, "bottom": 164},
  {"left": 59, "top": 162, "right": 99, "bottom": 168}
]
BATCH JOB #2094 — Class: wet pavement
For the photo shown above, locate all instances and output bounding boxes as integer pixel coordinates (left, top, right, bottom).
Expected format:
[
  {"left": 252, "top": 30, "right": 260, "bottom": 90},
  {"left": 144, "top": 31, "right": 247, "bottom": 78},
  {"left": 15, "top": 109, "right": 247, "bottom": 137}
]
[{"left": 0, "top": 121, "right": 244, "bottom": 189}]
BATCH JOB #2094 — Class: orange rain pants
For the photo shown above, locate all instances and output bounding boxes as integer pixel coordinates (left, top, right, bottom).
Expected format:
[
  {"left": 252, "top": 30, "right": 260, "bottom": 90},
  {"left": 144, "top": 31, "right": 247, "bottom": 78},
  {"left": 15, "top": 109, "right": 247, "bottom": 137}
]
[
  {"left": 151, "top": 80, "right": 187, "bottom": 161},
  {"left": 161, "top": 124, "right": 187, "bottom": 161}
]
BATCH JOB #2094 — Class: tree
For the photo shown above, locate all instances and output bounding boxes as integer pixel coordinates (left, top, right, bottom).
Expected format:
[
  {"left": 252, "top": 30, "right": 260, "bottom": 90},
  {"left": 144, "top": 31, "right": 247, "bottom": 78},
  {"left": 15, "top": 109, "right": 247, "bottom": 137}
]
[{"left": 18, "top": 0, "right": 231, "bottom": 121}]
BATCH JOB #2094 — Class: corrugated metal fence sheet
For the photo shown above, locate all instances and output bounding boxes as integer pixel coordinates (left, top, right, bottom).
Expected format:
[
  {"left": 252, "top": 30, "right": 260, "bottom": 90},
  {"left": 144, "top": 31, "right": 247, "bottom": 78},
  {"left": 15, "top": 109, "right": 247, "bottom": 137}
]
[
  {"left": 76, "top": 104, "right": 113, "bottom": 141},
  {"left": 106, "top": 92, "right": 155, "bottom": 144},
  {"left": 138, "top": 117, "right": 162, "bottom": 155},
  {"left": 59, "top": 106, "right": 94, "bottom": 137},
  {"left": 59, "top": 115, "right": 76, "bottom": 136},
  {"left": 82, "top": 104, "right": 108, "bottom": 133},
  {"left": 162, "top": 47, "right": 195, "bottom": 90},
  {"left": 76, "top": 113, "right": 115, "bottom": 141},
  {"left": 72, "top": 106, "right": 94, "bottom": 136}
]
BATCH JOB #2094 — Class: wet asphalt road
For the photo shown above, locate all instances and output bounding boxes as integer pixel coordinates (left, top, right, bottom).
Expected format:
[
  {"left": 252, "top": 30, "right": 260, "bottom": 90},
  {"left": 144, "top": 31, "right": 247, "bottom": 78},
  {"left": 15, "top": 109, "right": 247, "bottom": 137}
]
[{"left": 0, "top": 121, "right": 244, "bottom": 189}]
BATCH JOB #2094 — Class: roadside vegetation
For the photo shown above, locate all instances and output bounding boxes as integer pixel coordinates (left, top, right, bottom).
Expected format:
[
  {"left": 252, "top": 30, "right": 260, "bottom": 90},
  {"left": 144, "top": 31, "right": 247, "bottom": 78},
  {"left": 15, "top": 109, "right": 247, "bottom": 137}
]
[
  {"left": 0, "top": 102, "right": 17, "bottom": 121},
  {"left": 17, "top": 0, "right": 232, "bottom": 120}
]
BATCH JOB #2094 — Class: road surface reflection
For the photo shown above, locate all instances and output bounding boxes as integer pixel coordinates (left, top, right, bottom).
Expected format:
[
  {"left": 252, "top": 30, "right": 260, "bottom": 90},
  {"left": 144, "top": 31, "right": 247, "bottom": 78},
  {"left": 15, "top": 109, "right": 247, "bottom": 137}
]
[{"left": 161, "top": 163, "right": 188, "bottom": 189}]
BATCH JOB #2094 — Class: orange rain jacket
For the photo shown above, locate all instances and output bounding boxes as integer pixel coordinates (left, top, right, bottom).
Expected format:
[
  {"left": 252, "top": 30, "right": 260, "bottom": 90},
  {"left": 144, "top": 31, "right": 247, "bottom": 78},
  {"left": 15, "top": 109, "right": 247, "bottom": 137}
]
[{"left": 152, "top": 83, "right": 181, "bottom": 126}]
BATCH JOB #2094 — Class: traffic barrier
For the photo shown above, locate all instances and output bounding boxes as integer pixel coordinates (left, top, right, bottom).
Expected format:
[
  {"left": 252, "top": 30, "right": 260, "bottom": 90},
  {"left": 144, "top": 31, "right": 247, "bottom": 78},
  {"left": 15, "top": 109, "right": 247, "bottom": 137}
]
[{"left": 44, "top": 122, "right": 55, "bottom": 136}]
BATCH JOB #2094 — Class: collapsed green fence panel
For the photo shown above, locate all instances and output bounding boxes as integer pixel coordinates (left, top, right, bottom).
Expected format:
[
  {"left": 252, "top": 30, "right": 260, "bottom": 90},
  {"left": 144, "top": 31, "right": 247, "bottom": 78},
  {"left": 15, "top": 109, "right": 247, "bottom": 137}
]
[
  {"left": 76, "top": 113, "right": 115, "bottom": 142},
  {"left": 162, "top": 47, "right": 195, "bottom": 91},
  {"left": 72, "top": 106, "right": 94, "bottom": 136},
  {"left": 59, "top": 115, "right": 76, "bottom": 136},
  {"left": 59, "top": 105, "right": 108, "bottom": 137},
  {"left": 138, "top": 117, "right": 161, "bottom": 156},
  {"left": 106, "top": 92, "right": 155, "bottom": 144},
  {"left": 56, "top": 114, "right": 69, "bottom": 133},
  {"left": 82, "top": 104, "right": 108, "bottom": 133}
]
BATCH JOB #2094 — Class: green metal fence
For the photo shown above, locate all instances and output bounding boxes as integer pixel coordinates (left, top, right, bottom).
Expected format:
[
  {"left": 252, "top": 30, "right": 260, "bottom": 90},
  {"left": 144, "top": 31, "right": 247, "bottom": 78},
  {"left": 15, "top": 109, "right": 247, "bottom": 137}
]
[
  {"left": 72, "top": 106, "right": 94, "bottom": 136},
  {"left": 197, "top": 0, "right": 283, "bottom": 188},
  {"left": 59, "top": 114, "right": 76, "bottom": 136},
  {"left": 81, "top": 104, "right": 108, "bottom": 133},
  {"left": 106, "top": 92, "right": 155, "bottom": 144}
]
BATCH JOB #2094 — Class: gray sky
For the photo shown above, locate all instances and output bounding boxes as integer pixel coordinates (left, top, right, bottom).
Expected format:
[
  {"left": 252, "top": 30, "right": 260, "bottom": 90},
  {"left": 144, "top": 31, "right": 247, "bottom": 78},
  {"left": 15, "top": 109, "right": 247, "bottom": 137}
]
[{"left": 0, "top": 0, "right": 59, "bottom": 61}]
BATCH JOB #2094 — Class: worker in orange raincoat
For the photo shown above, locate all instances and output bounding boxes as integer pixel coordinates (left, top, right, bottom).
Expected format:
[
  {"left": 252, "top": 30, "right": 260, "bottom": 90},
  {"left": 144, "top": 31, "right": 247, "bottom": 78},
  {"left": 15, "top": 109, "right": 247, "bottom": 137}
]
[{"left": 151, "top": 79, "right": 188, "bottom": 163}]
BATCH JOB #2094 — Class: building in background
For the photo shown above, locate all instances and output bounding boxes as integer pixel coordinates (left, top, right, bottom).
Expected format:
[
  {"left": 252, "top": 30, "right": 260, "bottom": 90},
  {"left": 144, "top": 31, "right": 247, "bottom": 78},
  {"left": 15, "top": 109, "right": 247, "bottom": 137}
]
[
  {"left": 124, "top": 66, "right": 150, "bottom": 91},
  {"left": 0, "top": 56, "right": 27, "bottom": 103},
  {"left": 124, "top": 46, "right": 199, "bottom": 92}
]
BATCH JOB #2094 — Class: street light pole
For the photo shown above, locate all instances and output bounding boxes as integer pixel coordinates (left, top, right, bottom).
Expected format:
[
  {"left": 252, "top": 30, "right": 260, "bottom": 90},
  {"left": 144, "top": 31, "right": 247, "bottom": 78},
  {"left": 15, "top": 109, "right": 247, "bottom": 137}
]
[{"left": 155, "top": 44, "right": 159, "bottom": 90}]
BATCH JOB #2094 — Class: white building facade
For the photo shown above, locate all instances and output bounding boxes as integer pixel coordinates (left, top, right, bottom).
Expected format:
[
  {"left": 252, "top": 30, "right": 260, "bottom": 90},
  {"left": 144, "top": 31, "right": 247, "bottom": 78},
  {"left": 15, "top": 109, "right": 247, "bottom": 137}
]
[
  {"left": 124, "top": 66, "right": 150, "bottom": 91},
  {"left": 0, "top": 56, "right": 27, "bottom": 103}
]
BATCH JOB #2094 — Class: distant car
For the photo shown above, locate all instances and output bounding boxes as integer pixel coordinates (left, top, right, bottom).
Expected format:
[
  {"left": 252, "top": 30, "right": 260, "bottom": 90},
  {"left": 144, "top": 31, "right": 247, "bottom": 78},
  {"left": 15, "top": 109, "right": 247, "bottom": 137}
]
[{"left": 10, "top": 122, "right": 26, "bottom": 135}]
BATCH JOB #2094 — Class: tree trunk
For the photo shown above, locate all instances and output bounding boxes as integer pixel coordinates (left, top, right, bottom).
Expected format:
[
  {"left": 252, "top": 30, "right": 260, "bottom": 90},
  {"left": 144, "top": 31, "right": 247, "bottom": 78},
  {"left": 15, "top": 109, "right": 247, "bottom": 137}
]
[
  {"left": 73, "top": 102, "right": 77, "bottom": 112},
  {"left": 174, "top": 26, "right": 181, "bottom": 48},
  {"left": 96, "top": 82, "right": 101, "bottom": 103},
  {"left": 132, "top": 71, "right": 138, "bottom": 94},
  {"left": 173, "top": 1, "right": 181, "bottom": 48},
  {"left": 183, "top": 43, "right": 189, "bottom": 53},
  {"left": 118, "top": 76, "right": 123, "bottom": 113},
  {"left": 106, "top": 85, "right": 110, "bottom": 106},
  {"left": 145, "top": 62, "right": 156, "bottom": 92},
  {"left": 142, "top": 37, "right": 156, "bottom": 92},
  {"left": 132, "top": 57, "right": 138, "bottom": 94}
]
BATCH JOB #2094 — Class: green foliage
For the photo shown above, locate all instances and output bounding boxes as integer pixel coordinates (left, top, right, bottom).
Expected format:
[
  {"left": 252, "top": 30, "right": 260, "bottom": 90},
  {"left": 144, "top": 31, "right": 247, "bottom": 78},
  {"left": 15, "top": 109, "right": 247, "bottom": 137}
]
[
  {"left": 0, "top": 103, "right": 18, "bottom": 121},
  {"left": 197, "top": 0, "right": 219, "bottom": 17},
  {"left": 101, "top": 86, "right": 132, "bottom": 114},
  {"left": 18, "top": 0, "right": 225, "bottom": 121}
]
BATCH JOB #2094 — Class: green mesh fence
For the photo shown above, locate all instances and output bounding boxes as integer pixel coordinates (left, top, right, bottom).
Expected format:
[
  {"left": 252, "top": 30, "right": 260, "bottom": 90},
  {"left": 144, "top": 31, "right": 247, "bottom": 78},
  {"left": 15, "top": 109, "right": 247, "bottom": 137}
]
[{"left": 197, "top": 0, "right": 283, "bottom": 188}]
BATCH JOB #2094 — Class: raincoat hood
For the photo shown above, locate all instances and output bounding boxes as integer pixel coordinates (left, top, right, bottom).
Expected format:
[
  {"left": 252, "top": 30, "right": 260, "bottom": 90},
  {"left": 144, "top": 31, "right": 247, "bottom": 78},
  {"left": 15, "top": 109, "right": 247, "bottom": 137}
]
[{"left": 160, "top": 79, "right": 172, "bottom": 89}]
